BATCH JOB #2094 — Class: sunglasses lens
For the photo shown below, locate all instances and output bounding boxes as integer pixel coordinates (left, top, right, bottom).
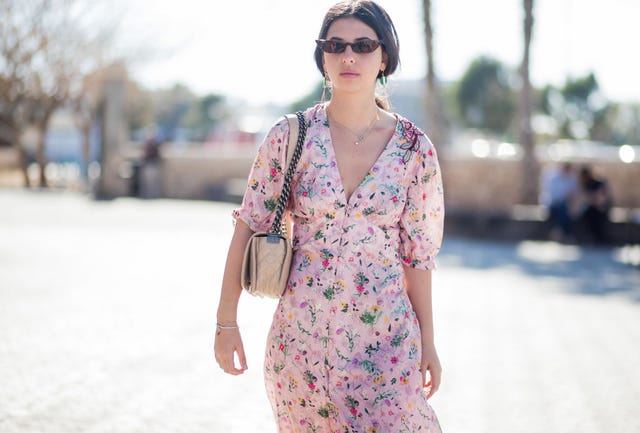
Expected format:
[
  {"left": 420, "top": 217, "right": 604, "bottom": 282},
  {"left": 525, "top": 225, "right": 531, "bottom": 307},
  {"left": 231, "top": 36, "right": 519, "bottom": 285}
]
[
  {"left": 327, "top": 41, "right": 345, "bottom": 53},
  {"left": 316, "top": 39, "right": 381, "bottom": 54},
  {"left": 317, "top": 40, "right": 341, "bottom": 53},
  {"left": 353, "top": 40, "right": 379, "bottom": 53}
]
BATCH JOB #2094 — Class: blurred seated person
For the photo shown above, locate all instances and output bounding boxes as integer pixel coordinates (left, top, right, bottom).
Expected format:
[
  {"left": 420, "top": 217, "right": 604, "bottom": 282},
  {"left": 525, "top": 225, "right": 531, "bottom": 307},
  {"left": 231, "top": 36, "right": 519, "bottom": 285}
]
[
  {"left": 540, "top": 162, "right": 578, "bottom": 242},
  {"left": 140, "top": 138, "right": 163, "bottom": 199},
  {"left": 578, "top": 165, "right": 612, "bottom": 244}
]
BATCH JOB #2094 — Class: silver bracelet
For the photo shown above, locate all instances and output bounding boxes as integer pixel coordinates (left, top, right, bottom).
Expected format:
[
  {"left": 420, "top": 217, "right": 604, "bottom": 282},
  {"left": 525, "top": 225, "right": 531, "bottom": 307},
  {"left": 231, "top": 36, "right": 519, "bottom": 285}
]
[{"left": 216, "top": 322, "right": 239, "bottom": 331}]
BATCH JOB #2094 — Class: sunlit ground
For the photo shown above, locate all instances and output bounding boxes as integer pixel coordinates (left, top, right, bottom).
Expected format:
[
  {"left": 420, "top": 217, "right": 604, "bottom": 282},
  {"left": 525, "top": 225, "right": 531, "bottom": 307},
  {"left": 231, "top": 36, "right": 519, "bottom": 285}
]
[{"left": 0, "top": 190, "right": 638, "bottom": 433}]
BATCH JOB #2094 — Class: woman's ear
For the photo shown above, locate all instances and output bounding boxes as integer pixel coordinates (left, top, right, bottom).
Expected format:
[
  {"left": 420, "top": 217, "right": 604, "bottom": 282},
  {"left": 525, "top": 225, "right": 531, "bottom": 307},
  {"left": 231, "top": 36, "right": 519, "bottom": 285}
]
[{"left": 381, "top": 51, "right": 388, "bottom": 72}]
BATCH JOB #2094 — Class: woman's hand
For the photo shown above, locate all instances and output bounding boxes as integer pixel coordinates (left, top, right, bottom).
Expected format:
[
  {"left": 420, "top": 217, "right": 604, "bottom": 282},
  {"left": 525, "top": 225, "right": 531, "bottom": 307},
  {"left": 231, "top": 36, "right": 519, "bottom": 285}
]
[
  {"left": 214, "top": 327, "right": 248, "bottom": 375},
  {"left": 421, "top": 341, "right": 442, "bottom": 399}
]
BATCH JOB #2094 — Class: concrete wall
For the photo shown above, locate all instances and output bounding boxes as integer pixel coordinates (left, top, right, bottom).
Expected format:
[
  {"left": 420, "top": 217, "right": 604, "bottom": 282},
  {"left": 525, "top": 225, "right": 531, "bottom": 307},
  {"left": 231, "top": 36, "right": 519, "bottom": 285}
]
[
  {"left": 2, "top": 143, "right": 638, "bottom": 214},
  {"left": 153, "top": 148, "right": 640, "bottom": 212},
  {"left": 441, "top": 157, "right": 640, "bottom": 212},
  {"left": 160, "top": 148, "right": 254, "bottom": 200}
]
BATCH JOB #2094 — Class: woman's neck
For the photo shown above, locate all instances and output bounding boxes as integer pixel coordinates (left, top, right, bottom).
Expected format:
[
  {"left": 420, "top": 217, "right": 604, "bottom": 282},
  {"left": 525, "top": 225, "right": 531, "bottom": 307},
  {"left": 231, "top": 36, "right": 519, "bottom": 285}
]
[{"left": 326, "top": 92, "right": 380, "bottom": 129}]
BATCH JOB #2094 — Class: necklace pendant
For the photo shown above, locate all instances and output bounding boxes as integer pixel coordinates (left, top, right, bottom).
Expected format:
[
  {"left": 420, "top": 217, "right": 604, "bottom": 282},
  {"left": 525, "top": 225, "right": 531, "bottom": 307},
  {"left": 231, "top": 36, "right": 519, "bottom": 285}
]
[{"left": 354, "top": 140, "right": 360, "bottom": 146}]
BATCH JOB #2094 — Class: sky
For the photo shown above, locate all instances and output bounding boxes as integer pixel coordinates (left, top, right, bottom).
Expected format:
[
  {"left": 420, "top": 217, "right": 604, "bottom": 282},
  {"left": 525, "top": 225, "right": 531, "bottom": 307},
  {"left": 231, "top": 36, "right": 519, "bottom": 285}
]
[{"left": 119, "top": 0, "right": 640, "bottom": 106}]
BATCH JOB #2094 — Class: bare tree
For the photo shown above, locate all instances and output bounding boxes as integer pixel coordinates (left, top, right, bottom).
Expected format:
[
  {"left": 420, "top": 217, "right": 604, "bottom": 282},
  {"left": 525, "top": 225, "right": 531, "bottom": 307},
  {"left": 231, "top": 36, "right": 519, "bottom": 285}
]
[
  {"left": 0, "top": 0, "right": 122, "bottom": 187},
  {"left": 518, "top": 0, "right": 538, "bottom": 204},
  {"left": 33, "top": 0, "right": 124, "bottom": 187},
  {"left": 27, "top": 28, "right": 75, "bottom": 187},
  {"left": 0, "top": 0, "right": 49, "bottom": 186},
  {"left": 421, "top": 0, "right": 448, "bottom": 149}
]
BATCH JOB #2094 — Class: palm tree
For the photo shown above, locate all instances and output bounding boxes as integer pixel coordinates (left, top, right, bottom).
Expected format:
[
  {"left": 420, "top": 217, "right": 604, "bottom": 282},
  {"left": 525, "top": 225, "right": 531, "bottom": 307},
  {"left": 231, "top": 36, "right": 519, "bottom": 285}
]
[
  {"left": 519, "top": 0, "right": 538, "bottom": 204},
  {"left": 421, "top": 0, "right": 448, "bottom": 149}
]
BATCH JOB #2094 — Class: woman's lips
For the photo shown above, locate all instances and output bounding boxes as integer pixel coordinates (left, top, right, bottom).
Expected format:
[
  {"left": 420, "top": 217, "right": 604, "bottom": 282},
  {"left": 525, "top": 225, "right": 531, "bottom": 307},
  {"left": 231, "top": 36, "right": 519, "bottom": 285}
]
[{"left": 340, "top": 71, "right": 359, "bottom": 78}]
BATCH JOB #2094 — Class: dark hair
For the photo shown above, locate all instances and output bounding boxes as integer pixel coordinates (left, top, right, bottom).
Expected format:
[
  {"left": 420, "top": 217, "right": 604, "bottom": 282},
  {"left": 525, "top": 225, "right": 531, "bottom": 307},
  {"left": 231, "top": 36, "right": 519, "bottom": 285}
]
[
  {"left": 580, "top": 165, "right": 593, "bottom": 178},
  {"left": 314, "top": 0, "right": 400, "bottom": 80}
]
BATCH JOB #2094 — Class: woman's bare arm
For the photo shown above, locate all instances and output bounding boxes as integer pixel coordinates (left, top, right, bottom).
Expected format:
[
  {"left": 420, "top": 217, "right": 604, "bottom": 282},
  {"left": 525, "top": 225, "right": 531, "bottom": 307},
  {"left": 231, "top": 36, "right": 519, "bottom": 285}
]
[
  {"left": 214, "top": 219, "right": 254, "bottom": 375},
  {"left": 404, "top": 266, "right": 441, "bottom": 398}
]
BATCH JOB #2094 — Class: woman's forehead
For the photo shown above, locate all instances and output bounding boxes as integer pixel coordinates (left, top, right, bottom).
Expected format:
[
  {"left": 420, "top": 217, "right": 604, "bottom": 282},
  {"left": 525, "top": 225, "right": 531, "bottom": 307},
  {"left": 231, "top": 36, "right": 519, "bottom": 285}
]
[{"left": 326, "top": 17, "right": 377, "bottom": 40}]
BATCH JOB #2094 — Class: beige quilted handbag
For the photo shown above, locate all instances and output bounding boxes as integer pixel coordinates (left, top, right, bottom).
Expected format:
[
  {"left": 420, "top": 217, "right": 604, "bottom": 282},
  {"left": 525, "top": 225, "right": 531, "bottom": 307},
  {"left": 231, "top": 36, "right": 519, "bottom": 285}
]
[{"left": 240, "top": 112, "right": 307, "bottom": 298}]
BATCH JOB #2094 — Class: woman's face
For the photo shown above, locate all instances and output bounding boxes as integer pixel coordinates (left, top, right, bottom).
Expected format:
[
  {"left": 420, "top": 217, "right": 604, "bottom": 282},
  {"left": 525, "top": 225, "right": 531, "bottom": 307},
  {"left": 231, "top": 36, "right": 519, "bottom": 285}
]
[{"left": 323, "top": 17, "right": 386, "bottom": 96}]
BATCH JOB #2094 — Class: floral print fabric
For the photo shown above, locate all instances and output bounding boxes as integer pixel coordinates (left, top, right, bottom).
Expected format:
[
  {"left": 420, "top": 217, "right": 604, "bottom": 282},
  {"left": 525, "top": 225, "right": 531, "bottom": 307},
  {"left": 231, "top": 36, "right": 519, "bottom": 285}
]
[{"left": 233, "top": 104, "right": 444, "bottom": 433}]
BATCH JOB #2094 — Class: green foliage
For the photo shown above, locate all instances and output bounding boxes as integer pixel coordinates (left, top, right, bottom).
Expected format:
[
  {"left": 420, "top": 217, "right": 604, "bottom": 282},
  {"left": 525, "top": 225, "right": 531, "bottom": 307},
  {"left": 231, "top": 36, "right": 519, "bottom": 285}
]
[
  {"left": 562, "top": 73, "right": 598, "bottom": 104},
  {"left": 603, "top": 103, "right": 640, "bottom": 145},
  {"left": 541, "top": 72, "right": 611, "bottom": 140},
  {"left": 456, "top": 56, "right": 515, "bottom": 134},
  {"left": 146, "top": 84, "right": 227, "bottom": 141},
  {"left": 180, "top": 93, "right": 226, "bottom": 140},
  {"left": 153, "top": 83, "right": 194, "bottom": 138}
]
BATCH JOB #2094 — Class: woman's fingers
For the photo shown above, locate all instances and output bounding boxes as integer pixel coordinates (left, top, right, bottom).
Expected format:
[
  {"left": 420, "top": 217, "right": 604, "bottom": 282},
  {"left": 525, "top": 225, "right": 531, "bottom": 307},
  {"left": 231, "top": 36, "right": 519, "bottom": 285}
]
[
  {"left": 236, "top": 343, "right": 248, "bottom": 371},
  {"left": 224, "top": 355, "right": 245, "bottom": 375},
  {"left": 424, "top": 362, "right": 442, "bottom": 399},
  {"left": 221, "top": 351, "right": 244, "bottom": 375},
  {"left": 421, "top": 354, "right": 442, "bottom": 399},
  {"left": 421, "top": 364, "right": 428, "bottom": 388},
  {"left": 214, "top": 331, "right": 247, "bottom": 375}
]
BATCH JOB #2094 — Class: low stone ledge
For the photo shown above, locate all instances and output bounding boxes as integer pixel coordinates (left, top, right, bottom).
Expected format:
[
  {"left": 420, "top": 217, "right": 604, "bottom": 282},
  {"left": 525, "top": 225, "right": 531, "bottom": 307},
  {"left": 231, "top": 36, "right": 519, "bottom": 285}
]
[{"left": 444, "top": 206, "right": 640, "bottom": 245}]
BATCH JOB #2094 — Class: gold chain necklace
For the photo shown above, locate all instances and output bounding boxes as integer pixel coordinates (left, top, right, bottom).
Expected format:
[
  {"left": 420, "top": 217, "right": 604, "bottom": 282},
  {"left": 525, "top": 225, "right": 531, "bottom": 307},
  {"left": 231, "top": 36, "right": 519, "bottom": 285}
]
[{"left": 328, "top": 108, "right": 380, "bottom": 146}]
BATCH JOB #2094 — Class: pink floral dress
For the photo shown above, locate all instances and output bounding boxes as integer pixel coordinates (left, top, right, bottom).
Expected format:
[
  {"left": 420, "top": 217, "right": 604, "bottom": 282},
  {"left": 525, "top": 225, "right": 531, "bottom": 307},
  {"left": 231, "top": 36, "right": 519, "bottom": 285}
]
[{"left": 233, "top": 103, "right": 444, "bottom": 433}]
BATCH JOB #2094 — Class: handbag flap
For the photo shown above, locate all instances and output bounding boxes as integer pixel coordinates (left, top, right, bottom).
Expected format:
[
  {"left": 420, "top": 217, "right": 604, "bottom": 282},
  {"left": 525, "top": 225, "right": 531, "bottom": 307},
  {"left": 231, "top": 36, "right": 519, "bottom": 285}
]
[{"left": 241, "top": 232, "right": 293, "bottom": 298}]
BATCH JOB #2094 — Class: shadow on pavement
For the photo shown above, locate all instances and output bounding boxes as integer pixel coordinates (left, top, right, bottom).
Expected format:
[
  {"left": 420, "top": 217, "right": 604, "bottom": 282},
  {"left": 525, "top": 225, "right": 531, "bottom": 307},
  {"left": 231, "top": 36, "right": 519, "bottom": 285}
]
[{"left": 439, "top": 236, "right": 640, "bottom": 302}]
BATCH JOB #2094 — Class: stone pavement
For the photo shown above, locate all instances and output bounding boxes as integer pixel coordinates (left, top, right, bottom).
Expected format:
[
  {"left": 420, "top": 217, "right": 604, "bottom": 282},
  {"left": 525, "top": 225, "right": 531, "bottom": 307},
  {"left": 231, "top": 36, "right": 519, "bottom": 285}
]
[{"left": 0, "top": 190, "right": 638, "bottom": 433}]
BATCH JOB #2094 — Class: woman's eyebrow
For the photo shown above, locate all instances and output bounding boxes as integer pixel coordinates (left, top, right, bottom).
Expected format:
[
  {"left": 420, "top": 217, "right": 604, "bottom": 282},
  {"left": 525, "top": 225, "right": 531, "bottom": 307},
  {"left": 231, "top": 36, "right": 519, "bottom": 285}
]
[{"left": 327, "top": 36, "right": 374, "bottom": 41}]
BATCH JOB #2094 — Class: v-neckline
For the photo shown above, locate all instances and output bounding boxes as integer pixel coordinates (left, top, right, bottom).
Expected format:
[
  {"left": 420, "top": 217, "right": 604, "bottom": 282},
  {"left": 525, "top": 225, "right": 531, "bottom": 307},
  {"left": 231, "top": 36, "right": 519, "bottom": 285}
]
[{"left": 322, "top": 105, "right": 399, "bottom": 205}]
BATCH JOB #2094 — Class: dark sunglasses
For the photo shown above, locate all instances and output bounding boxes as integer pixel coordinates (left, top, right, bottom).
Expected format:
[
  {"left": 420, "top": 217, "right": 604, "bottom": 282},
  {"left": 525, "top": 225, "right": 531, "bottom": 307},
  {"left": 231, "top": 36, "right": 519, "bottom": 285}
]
[{"left": 315, "top": 38, "right": 383, "bottom": 54}]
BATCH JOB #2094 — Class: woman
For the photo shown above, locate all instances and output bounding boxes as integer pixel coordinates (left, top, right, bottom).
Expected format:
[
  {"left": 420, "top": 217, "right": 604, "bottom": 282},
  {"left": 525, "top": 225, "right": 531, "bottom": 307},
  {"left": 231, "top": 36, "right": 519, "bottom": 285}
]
[{"left": 215, "top": 1, "right": 445, "bottom": 432}]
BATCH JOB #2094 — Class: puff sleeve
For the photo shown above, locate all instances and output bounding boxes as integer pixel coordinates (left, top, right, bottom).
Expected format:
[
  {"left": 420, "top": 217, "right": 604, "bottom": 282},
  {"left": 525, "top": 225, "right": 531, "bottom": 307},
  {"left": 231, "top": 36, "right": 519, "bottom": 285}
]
[
  {"left": 398, "top": 133, "right": 445, "bottom": 270},
  {"left": 232, "top": 117, "right": 291, "bottom": 232}
]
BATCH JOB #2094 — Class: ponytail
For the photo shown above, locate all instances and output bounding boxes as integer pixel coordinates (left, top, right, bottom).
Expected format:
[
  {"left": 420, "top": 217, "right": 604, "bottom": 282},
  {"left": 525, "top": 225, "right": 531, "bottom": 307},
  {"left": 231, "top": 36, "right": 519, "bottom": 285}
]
[{"left": 375, "top": 96, "right": 390, "bottom": 111}]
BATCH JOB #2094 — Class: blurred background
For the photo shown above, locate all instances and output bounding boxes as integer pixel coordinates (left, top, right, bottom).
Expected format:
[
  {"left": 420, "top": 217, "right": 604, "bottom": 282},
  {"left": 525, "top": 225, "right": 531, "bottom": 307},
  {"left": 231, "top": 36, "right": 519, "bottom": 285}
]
[
  {"left": 1, "top": 1, "right": 639, "bottom": 433},
  {"left": 1, "top": 0, "right": 639, "bottom": 244}
]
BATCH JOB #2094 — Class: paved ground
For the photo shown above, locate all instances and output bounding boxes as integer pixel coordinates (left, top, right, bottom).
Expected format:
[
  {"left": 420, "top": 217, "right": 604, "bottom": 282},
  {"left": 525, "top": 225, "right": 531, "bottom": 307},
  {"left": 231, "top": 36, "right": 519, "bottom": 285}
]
[{"left": 0, "top": 190, "right": 638, "bottom": 433}]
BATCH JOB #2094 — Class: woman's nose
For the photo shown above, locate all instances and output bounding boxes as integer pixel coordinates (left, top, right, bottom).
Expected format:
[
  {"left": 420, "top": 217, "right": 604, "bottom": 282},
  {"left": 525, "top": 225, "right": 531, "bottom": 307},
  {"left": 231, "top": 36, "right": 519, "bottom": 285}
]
[{"left": 341, "top": 46, "right": 355, "bottom": 63}]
